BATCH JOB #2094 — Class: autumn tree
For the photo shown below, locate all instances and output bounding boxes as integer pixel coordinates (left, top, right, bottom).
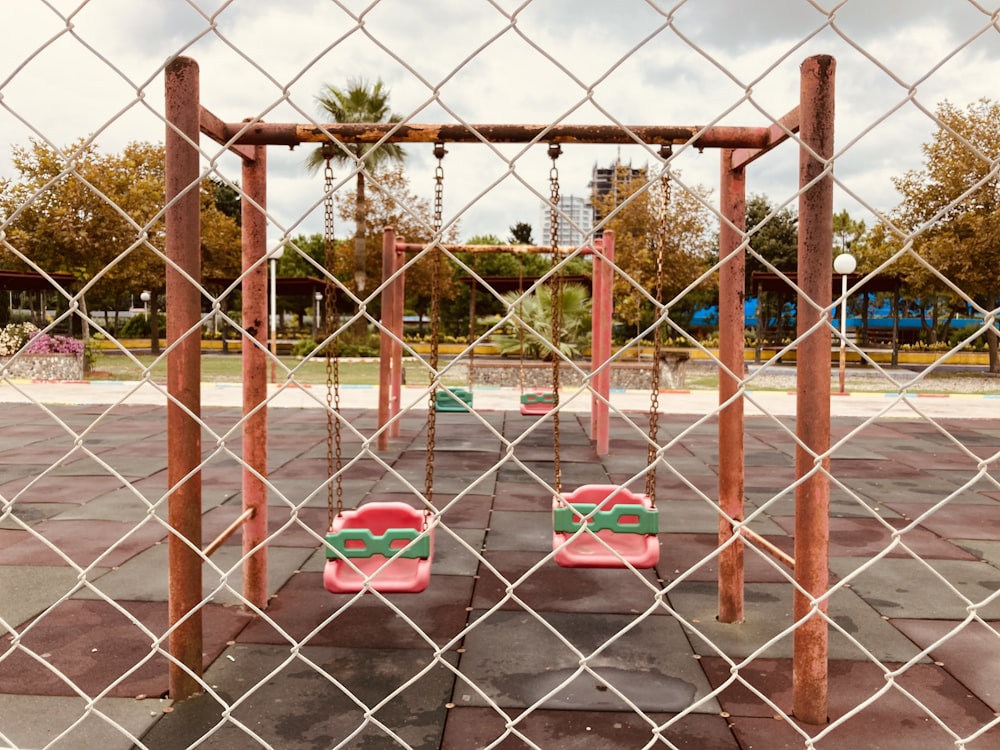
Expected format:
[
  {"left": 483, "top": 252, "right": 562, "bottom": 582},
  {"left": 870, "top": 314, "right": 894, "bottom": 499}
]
[
  {"left": 0, "top": 139, "right": 241, "bottom": 348},
  {"left": 591, "top": 162, "right": 715, "bottom": 339},
  {"left": 889, "top": 98, "right": 1000, "bottom": 370}
]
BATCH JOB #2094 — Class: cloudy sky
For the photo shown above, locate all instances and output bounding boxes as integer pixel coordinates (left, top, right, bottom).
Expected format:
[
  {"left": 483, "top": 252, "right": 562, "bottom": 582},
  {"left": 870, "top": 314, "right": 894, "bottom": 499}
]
[{"left": 3, "top": 0, "right": 1000, "bottom": 246}]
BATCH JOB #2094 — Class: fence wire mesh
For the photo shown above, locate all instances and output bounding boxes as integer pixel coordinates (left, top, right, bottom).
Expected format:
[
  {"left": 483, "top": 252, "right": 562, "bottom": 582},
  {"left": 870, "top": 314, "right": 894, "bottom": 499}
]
[{"left": 2, "top": 1, "right": 1000, "bottom": 749}]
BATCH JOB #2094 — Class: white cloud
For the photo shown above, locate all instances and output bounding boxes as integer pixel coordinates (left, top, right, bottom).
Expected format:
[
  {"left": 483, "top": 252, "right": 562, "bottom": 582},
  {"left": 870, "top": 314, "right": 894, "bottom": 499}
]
[{"left": 2, "top": 0, "right": 1000, "bottom": 245}]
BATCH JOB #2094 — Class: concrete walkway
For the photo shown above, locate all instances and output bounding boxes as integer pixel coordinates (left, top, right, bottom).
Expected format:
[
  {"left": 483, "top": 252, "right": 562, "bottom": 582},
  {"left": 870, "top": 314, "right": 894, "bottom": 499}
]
[{"left": 0, "top": 381, "right": 998, "bottom": 749}]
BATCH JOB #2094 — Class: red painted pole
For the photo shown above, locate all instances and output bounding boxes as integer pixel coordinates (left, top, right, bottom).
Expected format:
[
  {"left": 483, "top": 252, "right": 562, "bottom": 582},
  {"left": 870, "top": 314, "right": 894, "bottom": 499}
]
[
  {"left": 378, "top": 227, "right": 396, "bottom": 451},
  {"left": 164, "top": 56, "right": 203, "bottom": 701},
  {"left": 718, "top": 151, "right": 746, "bottom": 624},
  {"left": 241, "top": 144, "right": 268, "bottom": 610},
  {"left": 390, "top": 243, "right": 405, "bottom": 437},
  {"left": 591, "top": 232, "right": 614, "bottom": 455},
  {"left": 793, "top": 54, "right": 836, "bottom": 726}
]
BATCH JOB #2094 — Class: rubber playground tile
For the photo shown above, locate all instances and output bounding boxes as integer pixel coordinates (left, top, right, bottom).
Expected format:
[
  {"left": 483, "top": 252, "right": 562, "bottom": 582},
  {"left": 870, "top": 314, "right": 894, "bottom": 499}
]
[
  {"left": 0, "top": 518, "right": 168, "bottom": 568},
  {"left": 483, "top": 510, "right": 553, "bottom": 552},
  {"left": 0, "top": 565, "right": 84, "bottom": 629},
  {"left": 955, "top": 538, "right": 1000, "bottom": 568},
  {"left": 0, "top": 694, "right": 168, "bottom": 750},
  {"left": 439, "top": 707, "right": 740, "bottom": 749},
  {"left": 0, "top": 599, "right": 251, "bottom": 698},
  {"left": 700, "top": 657, "right": 1000, "bottom": 749},
  {"left": 770, "top": 516, "right": 978, "bottom": 560},
  {"left": 659, "top": 532, "right": 794, "bottom": 584},
  {"left": 883, "top": 501, "right": 1000, "bottom": 540},
  {"left": 238, "top": 570, "right": 474, "bottom": 649},
  {"left": 489, "top": 482, "right": 552, "bottom": 511},
  {"left": 881, "top": 448, "right": 988, "bottom": 472},
  {"left": 76, "top": 544, "right": 312, "bottom": 606},
  {"left": 665, "top": 581, "right": 923, "bottom": 663},
  {"left": 0, "top": 473, "right": 127, "bottom": 505},
  {"left": 892, "top": 619, "right": 1000, "bottom": 712},
  {"left": 136, "top": 643, "right": 457, "bottom": 750},
  {"left": 471, "top": 550, "right": 661, "bottom": 615},
  {"left": 2, "top": 502, "right": 77, "bottom": 528},
  {"left": 457, "top": 609, "right": 719, "bottom": 713},
  {"left": 829, "top": 557, "right": 1000, "bottom": 620},
  {"left": 651, "top": 499, "right": 726, "bottom": 535}
]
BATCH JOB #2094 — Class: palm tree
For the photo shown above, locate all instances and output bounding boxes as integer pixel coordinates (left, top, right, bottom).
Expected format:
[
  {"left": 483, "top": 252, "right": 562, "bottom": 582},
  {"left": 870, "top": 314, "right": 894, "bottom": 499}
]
[{"left": 307, "top": 78, "right": 405, "bottom": 295}]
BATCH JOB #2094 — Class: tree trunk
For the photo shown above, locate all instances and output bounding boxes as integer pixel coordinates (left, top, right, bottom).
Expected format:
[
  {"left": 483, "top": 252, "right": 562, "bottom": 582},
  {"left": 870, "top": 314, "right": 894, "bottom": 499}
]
[
  {"left": 988, "top": 326, "right": 999, "bottom": 373},
  {"left": 352, "top": 171, "right": 367, "bottom": 340}
]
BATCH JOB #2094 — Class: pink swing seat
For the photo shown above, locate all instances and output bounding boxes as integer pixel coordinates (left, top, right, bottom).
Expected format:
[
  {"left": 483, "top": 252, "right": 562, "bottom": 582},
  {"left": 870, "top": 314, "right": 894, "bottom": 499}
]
[
  {"left": 324, "top": 502, "right": 433, "bottom": 593},
  {"left": 552, "top": 485, "right": 659, "bottom": 568},
  {"left": 520, "top": 391, "right": 556, "bottom": 416}
]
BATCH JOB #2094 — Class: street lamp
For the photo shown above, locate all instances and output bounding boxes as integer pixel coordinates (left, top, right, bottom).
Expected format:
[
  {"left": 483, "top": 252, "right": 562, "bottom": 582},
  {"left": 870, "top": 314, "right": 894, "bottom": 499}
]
[
  {"left": 833, "top": 251, "right": 857, "bottom": 394},
  {"left": 269, "top": 243, "right": 285, "bottom": 383},
  {"left": 313, "top": 290, "right": 323, "bottom": 342},
  {"left": 140, "top": 290, "right": 150, "bottom": 318}
]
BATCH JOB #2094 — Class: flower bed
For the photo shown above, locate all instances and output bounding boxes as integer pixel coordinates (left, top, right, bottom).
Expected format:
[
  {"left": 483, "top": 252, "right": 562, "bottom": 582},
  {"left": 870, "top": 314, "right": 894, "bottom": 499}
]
[{"left": 0, "top": 323, "right": 86, "bottom": 380}]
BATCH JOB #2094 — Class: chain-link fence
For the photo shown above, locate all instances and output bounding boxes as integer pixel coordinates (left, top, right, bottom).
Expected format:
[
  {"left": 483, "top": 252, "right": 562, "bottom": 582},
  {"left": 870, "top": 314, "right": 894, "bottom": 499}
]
[{"left": 2, "top": 2, "right": 1000, "bottom": 749}]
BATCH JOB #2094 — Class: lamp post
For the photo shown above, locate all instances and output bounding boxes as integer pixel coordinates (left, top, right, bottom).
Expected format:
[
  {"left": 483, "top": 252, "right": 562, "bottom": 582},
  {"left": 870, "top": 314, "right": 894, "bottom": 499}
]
[
  {"left": 833, "top": 252, "right": 857, "bottom": 394},
  {"left": 313, "top": 291, "right": 323, "bottom": 342},
  {"left": 140, "top": 290, "right": 152, "bottom": 352},
  {"left": 269, "top": 244, "right": 285, "bottom": 383}
]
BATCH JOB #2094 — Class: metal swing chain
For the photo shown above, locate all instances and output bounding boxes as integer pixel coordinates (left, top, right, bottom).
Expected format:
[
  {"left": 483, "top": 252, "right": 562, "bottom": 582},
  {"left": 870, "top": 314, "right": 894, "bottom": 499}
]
[
  {"left": 424, "top": 142, "right": 447, "bottom": 506},
  {"left": 646, "top": 145, "right": 672, "bottom": 503},
  {"left": 323, "top": 151, "right": 343, "bottom": 526},
  {"left": 548, "top": 143, "right": 563, "bottom": 495}
]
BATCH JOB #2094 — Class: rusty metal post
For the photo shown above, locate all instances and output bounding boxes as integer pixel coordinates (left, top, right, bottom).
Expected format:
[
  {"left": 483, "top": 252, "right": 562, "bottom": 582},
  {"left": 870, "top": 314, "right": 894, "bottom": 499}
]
[
  {"left": 378, "top": 227, "right": 396, "bottom": 450},
  {"left": 793, "top": 54, "right": 836, "bottom": 726},
  {"left": 718, "top": 151, "right": 746, "bottom": 624},
  {"left": 241, "top": 144, "right": 268, "bottom": 610},
  {"left": 164, "top": 56, "right": 203, "bottom": 701},
  {"left": 591, "top": 231, "right": 614, "bottom": 455},
  {"left": 390, "top": 243, "right": 405, "bottom": 437}
]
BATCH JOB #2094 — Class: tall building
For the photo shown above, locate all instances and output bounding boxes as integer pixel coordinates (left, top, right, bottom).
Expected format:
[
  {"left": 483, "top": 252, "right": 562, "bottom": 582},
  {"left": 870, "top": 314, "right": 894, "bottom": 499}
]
[
  {"left": 538, "top": 194, "right": 594, "bottom": 247},
  {"left": 589, "top": 160, "right": 646, "bottom": 226}
]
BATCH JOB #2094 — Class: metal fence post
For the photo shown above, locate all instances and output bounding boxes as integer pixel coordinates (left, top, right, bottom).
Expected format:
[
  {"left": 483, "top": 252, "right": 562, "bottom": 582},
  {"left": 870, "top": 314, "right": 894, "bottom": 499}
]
[
  {"left": 718, "top": 151, "right": 746, "bottom": 624},
  {"left": 241, "top": 144, "right": 269, "bottom": 610},
  {"left": 164, "top": 55, "right": 204, "bottom": 701},
  {"left": 793, "top": 53, "right": 836, "bottom": 726},
  {"left": 591, "top": 230, "right": 614, "bottom": 455}
]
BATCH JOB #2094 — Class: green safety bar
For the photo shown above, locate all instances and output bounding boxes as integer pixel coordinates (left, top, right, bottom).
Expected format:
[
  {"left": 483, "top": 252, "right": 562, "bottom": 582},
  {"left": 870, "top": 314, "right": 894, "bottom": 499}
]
[
  {"left": 521, "top": 392, "right": 556, "bottom": 405},
  {"left": 553, "top": 503, "right": 659, "bottom": 535},
  {"left": 325, "top": 528, "right": 431, "bottom": 559}
]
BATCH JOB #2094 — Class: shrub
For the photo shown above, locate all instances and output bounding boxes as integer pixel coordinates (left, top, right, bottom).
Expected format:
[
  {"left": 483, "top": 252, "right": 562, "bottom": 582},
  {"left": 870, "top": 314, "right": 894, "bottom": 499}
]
[
  {"left": 0, "top": 322, "right": 40, "bottom": 356},
  {"left": 24, "top": 332, "right": 84, "bottom": 356}
]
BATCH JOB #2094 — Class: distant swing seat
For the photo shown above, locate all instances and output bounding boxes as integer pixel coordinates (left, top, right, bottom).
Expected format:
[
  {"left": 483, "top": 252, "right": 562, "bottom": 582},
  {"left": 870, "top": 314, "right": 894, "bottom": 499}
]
[
  {"left": 520, "top": 391, "right": 556, "bottom": 416},
  {"left": 435, "top": 387, "right": 474, "bottom": 412},
  {"left": 324, "top": 502, "right": 433, "bottom": 593},
  {"left": 552, "top": 485, "right": 659, "bottom": 568}
]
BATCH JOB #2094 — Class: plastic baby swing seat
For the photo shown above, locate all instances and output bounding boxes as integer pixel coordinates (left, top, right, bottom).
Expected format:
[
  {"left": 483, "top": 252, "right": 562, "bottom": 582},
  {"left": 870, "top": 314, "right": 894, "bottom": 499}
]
[
  {"left": 552, "top": 485, "right": 660, "bottom": 568},
  {"left": 519, "top": 391, "right": 556, "bottom": 416},
  {"left": 324, "top": 502, "right": 433, "bottom": 593},
  {"left": 435, "top": 387, "right": 474, "bottom": 412}
]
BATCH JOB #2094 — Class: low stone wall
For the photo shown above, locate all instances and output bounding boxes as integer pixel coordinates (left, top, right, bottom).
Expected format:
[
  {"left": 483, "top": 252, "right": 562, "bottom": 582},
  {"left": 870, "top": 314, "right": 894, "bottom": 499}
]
[
  {"left": 0, "top": 354, "right": 84, "bottom": 380},
  {"left": 450, "top": 352, "right": 690, "bottom": 390}
]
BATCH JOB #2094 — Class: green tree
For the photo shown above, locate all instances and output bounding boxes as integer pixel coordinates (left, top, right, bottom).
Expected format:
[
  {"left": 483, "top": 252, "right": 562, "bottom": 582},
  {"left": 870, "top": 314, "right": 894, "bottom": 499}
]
[
  {"left": 334, "top": 164, "right": 460, "bottom": 334},
  {"left": 0, "top": 139, "right": 241, "bottom": 350},
  {"left": 745, "top": 194, "right": 798, "bottom": 279},
  {"left": 591, "top": 162, "right": 715, "bottom": 337},
  {"left": 508, "top": 221, "right": 534, "bottom": 244},
  {"left": 490, "top": 283, "right": 592, "bottom": 360},
  {"left": 889, "top": 98, "right": 1000, "bottom": 370},
  {"left": 307, "top": 78, "right": 405, "bottom": 297},
  {"left": 832, "top": 209, "right": 865, "bottom": 254}
]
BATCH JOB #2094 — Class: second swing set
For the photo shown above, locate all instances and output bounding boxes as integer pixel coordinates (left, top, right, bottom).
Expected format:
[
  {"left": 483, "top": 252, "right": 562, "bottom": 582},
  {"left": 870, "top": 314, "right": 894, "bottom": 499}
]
[{"left": 322, "top": 142, "right": 667, "bottom": 594}]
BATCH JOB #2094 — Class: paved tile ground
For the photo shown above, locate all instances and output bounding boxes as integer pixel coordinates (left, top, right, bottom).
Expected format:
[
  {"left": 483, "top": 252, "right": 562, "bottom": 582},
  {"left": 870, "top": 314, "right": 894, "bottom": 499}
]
[{"left": 1, "top": 398, "right": 998, "bottom": 749}]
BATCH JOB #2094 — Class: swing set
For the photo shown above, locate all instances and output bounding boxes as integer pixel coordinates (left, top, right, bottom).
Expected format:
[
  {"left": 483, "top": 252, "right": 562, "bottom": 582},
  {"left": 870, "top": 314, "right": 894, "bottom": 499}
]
[{"left": 164, "top": 53, "right": 837, "bottom": 724}]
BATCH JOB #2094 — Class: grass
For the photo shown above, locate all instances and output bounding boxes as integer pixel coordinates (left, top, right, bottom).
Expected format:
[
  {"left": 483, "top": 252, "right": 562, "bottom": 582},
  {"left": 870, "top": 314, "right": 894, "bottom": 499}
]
[
  {"left": 89, "top": 352, "right": 452, "bottom": 386},
  {"left": 88, "top": 351, "right": 999, "bottom": 394}
]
